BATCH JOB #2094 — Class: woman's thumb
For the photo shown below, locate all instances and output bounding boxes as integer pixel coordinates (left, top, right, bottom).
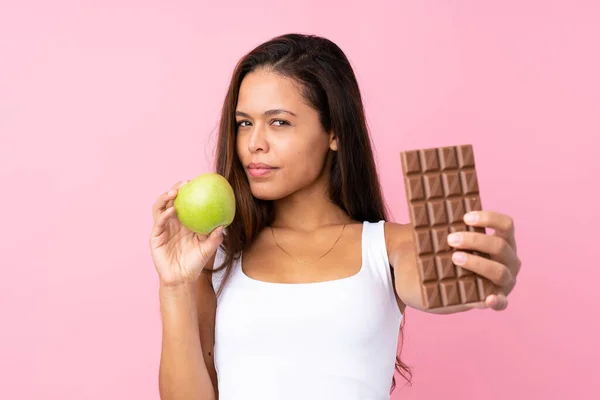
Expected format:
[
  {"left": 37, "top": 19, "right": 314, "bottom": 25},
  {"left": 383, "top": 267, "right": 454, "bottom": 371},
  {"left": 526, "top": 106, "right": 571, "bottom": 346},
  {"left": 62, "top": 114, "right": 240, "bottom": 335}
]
[
  {"left": 203, "top": 226, "right": 225, "bottom": 252},
  {"left": 198, "top": 226, "right": 225, "bottom": 265}
]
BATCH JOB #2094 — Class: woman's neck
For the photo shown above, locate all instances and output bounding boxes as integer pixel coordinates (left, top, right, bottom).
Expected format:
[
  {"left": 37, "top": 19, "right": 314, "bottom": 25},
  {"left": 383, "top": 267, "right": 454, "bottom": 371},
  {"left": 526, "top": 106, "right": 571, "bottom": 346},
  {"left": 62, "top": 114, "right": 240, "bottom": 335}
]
[{"left": 272, "top": 182, "right": 350, "bottom": 232}]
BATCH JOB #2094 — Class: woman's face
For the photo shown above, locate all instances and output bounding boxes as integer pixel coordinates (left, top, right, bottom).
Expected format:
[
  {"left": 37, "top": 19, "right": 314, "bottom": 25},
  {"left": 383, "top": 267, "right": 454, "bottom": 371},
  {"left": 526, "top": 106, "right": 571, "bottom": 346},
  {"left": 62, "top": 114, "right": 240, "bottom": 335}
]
[{"left": 235, "top": 69, "right": 337, "bottom": 201}]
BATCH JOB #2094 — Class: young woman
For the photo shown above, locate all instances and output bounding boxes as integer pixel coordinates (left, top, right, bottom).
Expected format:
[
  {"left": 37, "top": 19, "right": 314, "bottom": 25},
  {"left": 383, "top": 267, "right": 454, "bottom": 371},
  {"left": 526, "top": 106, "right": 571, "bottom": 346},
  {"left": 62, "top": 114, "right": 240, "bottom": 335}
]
[{"left": 150, "top": 34, "right": 521, "bottom": 400}]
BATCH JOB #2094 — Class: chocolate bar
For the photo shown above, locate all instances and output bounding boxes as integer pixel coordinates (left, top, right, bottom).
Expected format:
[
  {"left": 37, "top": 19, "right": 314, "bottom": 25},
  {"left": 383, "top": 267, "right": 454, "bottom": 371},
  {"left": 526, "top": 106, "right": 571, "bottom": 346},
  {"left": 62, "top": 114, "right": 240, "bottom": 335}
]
[{"left": 400, "top": 144, "right": 496, "bottom": 309}]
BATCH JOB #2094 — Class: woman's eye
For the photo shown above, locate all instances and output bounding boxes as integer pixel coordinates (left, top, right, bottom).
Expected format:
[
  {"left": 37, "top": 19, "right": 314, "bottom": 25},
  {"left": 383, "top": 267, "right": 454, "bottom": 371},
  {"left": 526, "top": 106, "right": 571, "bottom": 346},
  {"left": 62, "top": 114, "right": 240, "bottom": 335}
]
[
  {"left": 272, "top": 119, "right": 289, "bottom": 127},
  {"left": 237, "top": 120, "right": 251, "bottom": 127}
]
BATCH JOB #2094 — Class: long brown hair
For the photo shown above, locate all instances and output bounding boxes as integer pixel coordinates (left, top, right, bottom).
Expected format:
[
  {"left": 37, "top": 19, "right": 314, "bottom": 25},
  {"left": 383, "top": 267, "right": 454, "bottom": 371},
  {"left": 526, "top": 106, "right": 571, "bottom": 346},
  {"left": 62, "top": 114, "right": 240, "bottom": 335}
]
[{"left": 207, "top": 33, "right": 412, "bottom": 391}]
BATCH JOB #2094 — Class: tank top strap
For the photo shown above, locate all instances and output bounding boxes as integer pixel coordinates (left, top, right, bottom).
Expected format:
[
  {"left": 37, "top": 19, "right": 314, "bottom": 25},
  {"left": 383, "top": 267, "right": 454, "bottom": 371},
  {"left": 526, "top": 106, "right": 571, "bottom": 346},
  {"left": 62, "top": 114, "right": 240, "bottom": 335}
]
[
  {"left": 361, "top": 220, "right": 396, "bottom": 298},
  {"left": 211, "top": 245, "right": 228, "bottom": 294}
]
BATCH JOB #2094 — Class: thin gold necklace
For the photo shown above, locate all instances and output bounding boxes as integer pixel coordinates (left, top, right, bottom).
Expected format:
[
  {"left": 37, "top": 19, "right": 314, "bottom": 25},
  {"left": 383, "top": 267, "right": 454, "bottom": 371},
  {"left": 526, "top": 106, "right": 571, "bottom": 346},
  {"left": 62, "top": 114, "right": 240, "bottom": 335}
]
[{"left": 270, "top": 223, "right": 349, "bottom": 265}]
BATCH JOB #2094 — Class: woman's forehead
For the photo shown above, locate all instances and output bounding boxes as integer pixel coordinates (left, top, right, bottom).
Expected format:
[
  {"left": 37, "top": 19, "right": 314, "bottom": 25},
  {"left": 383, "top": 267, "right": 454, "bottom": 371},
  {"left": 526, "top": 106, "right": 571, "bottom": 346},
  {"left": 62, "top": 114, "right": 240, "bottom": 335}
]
[{"left": 237, "top": 71, "right": 307, "bottom": 114}]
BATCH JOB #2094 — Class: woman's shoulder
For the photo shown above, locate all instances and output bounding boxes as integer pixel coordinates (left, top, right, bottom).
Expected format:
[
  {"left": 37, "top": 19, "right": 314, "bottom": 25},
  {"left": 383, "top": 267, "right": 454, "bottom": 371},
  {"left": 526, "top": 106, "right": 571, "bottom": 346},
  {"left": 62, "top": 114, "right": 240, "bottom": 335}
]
[
  {"left": 360, "top": 220, "right": 412, "bottom": 245},
  {"left": 379, "top": 220, "right": 413, "bottom": 255}
]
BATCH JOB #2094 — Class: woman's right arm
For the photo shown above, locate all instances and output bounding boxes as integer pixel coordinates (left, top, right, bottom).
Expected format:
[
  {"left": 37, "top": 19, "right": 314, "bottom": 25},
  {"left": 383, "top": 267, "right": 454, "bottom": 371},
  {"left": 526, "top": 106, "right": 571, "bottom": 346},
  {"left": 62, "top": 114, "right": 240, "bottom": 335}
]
[
  {"left": 158, "top": 257, "right": 218, "bottom": 400},
  {"left": 150, "top": 181, "right": 223, "bottom": 400}
]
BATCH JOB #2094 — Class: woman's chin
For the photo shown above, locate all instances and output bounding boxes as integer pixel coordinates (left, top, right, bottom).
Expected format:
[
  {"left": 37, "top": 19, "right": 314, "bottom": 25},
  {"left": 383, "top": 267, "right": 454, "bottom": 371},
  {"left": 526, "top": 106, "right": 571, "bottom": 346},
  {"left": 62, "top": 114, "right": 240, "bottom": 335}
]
[
  {"left": 251, "top": 190, "right": 282, "bottom": 201},
  {"left": 249, "top": 183, "right": 289, "bottom": 201}
]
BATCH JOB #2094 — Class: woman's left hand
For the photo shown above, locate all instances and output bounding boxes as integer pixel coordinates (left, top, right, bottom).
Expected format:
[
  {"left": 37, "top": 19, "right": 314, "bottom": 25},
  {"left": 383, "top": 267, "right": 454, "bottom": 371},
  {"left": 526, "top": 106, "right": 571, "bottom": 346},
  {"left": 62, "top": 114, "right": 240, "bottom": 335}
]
[{"left": 447, "top": 210, "right": 521, "bottom": 311}]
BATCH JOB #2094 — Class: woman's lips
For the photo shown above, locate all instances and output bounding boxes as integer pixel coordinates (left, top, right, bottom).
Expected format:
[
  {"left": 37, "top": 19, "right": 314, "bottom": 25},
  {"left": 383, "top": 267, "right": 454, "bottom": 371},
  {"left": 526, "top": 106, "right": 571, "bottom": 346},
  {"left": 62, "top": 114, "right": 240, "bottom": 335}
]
[{"left": 247, "top": 163, "right": 278, "bottom": 177}]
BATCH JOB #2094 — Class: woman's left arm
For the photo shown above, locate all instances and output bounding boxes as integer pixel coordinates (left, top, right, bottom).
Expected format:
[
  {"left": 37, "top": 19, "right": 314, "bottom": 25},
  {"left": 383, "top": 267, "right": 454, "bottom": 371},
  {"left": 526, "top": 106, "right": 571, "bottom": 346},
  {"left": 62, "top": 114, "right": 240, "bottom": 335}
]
[{"left": 386, "top": 210, "right": 521, "bottom": 314}]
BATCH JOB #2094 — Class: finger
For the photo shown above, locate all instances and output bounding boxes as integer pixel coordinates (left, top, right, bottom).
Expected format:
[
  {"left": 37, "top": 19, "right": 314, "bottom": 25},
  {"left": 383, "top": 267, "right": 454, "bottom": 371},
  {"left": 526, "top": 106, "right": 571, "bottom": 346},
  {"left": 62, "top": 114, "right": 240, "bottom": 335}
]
[
  {"left": 485, "top": 293, "right": 509, "bottom": 311},
  {"left": 448, "top": 231, "right": 519, "bottom": 268},
  {"left": 451, "top": 251, "right": 516, "bottom": 289},
  {"left": 152, "top": 206, "right": 176, "bottom": 238},
  {"left": 171, "top": 180, "right": 190, "bottom": 190},
  {"left": 450, "top": 230, "right": 521, "bottom": 278},
  {"left": 153, "top": 180, "right": 190, "bottom": 221},
  {"left": 153, "top": 190, "right": 177, "bottom": 221},
  {"left": 198, "top": 226, "right": 225, "bottom": 262},
  {"left": 165, "top": 180, "right": 190, "bottom": 210},
  {"left": 463, "top": 210, "right": 516, "bottom": 250}
]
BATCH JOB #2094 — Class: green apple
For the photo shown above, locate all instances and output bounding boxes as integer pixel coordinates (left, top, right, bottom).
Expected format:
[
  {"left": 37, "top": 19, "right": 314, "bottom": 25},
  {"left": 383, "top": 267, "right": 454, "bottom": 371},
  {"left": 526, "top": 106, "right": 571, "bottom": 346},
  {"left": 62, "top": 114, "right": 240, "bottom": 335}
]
[{"left": 173, "top": 173, "right": 236, "bottom": 235}]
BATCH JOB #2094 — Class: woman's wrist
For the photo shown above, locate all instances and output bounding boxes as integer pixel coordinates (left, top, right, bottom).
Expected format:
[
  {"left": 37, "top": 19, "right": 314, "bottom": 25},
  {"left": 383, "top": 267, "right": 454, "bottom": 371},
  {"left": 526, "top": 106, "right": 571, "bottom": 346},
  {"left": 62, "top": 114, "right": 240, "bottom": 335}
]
[{"left": 159, "top": 280, "right": 197, "bottom": 299}]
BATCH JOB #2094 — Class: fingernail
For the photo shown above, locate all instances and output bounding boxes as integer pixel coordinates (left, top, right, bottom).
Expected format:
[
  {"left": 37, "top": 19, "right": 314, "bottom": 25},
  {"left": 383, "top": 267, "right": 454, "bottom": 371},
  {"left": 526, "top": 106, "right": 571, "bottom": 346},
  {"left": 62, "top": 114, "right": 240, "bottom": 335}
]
[
  {"left": 447, "top": 233, "right": 462, "bottom": 246},
  {"left": 452, "top": 252, "right": 467, "bottom": 265},
  {"left": 464, "top": 212, "right": 479, "bottom": 224},
  {"left": 215, "top": 226, "right": 224, "bottom": 236}
]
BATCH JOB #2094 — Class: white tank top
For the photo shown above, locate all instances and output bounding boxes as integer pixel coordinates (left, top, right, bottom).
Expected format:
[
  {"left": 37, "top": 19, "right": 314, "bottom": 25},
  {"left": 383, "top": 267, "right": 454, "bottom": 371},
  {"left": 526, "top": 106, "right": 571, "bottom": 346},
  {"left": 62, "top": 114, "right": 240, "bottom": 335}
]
[{"left": 211, "top": 220, "right": 403, "bottom": 400}]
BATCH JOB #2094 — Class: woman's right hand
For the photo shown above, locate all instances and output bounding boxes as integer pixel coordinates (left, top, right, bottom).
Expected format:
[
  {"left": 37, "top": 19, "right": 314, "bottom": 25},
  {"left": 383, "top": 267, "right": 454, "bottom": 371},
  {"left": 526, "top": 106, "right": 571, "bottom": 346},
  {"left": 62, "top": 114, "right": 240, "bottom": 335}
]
[{"left": 150, "top": 180, "right": 225, "bottom": 287}]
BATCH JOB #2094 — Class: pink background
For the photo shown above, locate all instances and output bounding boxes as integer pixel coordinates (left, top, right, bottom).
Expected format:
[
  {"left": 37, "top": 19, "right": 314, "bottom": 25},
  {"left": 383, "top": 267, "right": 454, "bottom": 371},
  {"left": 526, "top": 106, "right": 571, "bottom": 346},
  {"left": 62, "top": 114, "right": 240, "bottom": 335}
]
[{"left": 1, "top": 1, "right": 598, "bottom": 399}]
